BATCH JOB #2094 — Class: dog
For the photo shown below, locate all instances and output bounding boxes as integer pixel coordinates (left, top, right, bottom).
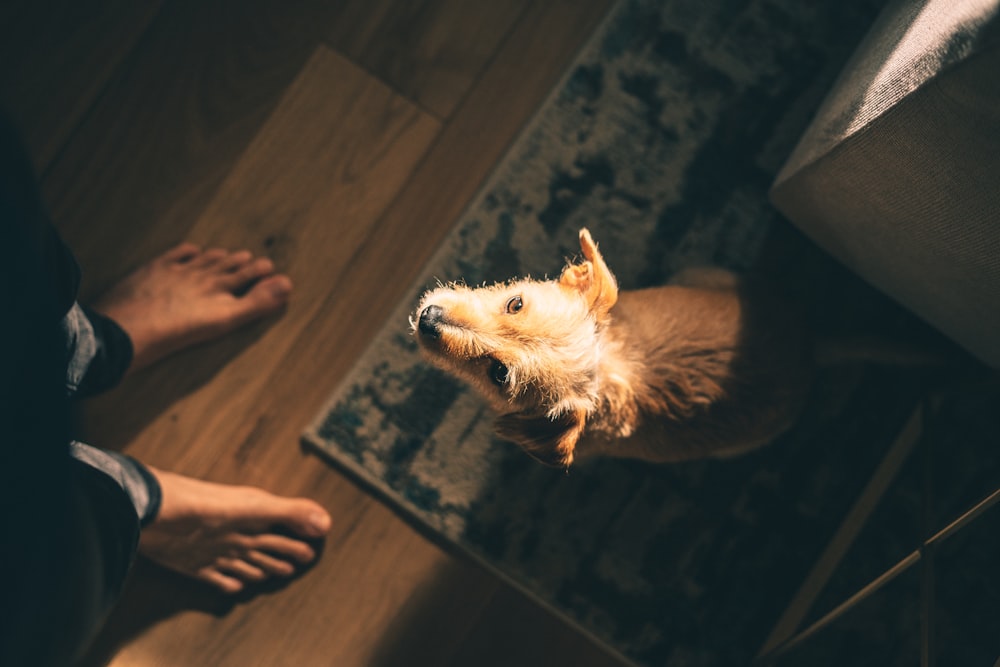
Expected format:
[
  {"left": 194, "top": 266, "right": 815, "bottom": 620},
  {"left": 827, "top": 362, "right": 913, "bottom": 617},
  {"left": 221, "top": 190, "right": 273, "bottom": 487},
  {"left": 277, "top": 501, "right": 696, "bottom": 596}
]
[{"left": 412, "top": 228, "right": 813, "bottom": 468}]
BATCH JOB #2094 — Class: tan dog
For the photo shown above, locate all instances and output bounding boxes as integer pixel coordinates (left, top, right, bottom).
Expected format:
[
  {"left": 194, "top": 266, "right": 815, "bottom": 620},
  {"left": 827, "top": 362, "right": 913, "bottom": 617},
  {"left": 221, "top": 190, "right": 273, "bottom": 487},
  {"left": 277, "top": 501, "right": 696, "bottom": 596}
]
[{"left": 412, "top": 228, "right": 813, "bottom": 467}]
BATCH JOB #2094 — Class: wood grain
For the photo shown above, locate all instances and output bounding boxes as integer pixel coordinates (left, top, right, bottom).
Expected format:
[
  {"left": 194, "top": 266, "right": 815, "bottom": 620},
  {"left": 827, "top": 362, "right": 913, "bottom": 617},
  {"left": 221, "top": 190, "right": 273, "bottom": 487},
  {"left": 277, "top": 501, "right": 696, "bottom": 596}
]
[
  {"left": 324, "top": 0, "right": 528, "bottom": 120},
  {"left": 40, "top": 0, "right": 356, "bottom": 302}
]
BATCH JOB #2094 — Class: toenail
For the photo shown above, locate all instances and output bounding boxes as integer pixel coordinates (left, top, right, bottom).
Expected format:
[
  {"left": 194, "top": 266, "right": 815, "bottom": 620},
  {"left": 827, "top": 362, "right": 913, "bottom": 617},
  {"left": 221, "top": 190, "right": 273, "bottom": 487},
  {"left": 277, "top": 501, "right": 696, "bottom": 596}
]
[
  {"left": 268, "top": 277, "right": 293, "bottom": 296},
  {"left": 309, "top": 512, "right": 331, "bottom": 533}
]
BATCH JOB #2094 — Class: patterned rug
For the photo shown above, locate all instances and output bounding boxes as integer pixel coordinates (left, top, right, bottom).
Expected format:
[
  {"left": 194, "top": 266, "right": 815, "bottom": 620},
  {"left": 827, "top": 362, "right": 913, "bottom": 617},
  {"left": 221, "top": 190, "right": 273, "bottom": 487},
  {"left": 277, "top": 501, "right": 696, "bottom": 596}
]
[{"left": 298, "top": 1, "right": 939, "bottom": 665}]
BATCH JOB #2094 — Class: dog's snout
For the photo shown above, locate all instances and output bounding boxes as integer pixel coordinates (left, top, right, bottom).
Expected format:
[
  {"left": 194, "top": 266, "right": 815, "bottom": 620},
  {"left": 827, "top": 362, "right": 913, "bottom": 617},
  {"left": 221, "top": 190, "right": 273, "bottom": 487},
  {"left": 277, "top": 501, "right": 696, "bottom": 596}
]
[{"left": 418, "top": 305, "right": 444, "bottom": 338}]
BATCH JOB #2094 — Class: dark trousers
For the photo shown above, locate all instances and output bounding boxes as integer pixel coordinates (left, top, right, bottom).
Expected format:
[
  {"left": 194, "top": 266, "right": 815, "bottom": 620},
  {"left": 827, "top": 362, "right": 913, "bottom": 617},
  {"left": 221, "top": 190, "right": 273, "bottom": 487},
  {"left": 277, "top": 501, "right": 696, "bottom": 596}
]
[{"left": 1, "top": 113, "right": 161, "bottom": 666}]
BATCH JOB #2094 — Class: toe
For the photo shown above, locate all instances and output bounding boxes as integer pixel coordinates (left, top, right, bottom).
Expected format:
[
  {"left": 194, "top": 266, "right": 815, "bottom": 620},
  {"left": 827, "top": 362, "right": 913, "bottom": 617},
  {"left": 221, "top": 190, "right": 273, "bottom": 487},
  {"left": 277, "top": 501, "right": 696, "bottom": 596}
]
[
  {"left": 222, "top": 256, "right": 277, "bottom": 290},
  {"left": 277, "top": 498, "right": 331, "bottom": 539},
  {"left": 248, "top": 534, "right": 319, "bottom": 564},
  {"left": 191, "top": 247, "right": 229, "bottom": 268},
  {"left": 247, "top": 549, "right": 298, "bottom": 576},
  {"left": 235, "top": 493, "right": 330, "bottom": 543},
  {"left": 218, "top": 249, "right": 255, "bottom": 273},
  {"left": 162, "top": 242, "right": 202, "bottom": 264},
  {"left": 199, "top": 567, "right": 245, "bottom": 594},
  {"left": 226, "top": 274, "right": 293, "bottom": 326},
  {"left": 217, "top": 557, "right": 268, "bottom": 583}
]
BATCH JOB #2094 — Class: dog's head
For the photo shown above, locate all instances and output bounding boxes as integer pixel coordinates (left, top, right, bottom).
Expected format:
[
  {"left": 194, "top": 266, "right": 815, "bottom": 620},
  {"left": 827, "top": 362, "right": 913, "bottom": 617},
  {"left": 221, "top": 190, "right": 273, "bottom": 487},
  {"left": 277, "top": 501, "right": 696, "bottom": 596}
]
[{"left": 412, "top": 228, "right": 618, "bottom": 467}]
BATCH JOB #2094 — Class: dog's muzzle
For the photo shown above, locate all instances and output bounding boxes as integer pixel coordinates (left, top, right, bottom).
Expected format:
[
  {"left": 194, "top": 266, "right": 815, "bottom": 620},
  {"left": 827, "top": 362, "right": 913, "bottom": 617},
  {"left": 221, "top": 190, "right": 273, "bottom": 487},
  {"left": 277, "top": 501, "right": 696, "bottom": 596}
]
[{"left": 418, "top": 305, "right": 444, "bottom": 338}]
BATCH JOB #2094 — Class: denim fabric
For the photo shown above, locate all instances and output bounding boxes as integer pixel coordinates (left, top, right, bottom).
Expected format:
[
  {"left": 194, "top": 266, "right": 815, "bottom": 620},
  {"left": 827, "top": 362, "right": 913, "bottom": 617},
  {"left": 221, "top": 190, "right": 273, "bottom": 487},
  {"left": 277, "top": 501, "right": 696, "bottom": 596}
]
[
  {"left": 61, "top": 302, "right": 98, "bottom": 394},
  {"left": 1, "top": 108, "right": 158, "bottom": 666},
  {"left": 60, "top": 302, "right": 161, "bottom": 524},
  {"left": 69, "top": 441, "right": 162, "bottom": 527},
  {"left": 61, "top": 302, "right": 135, "bottom": 398}
]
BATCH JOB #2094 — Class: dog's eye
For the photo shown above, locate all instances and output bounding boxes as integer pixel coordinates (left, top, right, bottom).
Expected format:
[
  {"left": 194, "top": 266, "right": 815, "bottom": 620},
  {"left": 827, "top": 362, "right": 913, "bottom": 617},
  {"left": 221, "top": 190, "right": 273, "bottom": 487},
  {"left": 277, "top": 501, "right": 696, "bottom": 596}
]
[
  {"left": 505, "top": 296, "right": 523, "bottom": 314},
  {"left": 489, "top": 359, "right": 509, "bottom": 386}
]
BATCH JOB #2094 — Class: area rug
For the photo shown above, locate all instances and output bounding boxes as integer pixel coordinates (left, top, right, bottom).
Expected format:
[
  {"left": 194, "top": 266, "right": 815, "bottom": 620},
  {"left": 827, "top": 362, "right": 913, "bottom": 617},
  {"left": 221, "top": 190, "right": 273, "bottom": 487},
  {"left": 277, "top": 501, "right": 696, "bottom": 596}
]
[{"left": 299, "top": 1, "right": 928, "bottom": 665}]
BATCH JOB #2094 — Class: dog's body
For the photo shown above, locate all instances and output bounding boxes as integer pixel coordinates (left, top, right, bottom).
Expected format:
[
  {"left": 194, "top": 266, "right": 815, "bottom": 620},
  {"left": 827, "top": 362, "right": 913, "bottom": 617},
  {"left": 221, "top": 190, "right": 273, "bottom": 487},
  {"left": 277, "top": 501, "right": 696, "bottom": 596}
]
[{"left": 413, "top": 229, "right": 813, "bottom": 467}]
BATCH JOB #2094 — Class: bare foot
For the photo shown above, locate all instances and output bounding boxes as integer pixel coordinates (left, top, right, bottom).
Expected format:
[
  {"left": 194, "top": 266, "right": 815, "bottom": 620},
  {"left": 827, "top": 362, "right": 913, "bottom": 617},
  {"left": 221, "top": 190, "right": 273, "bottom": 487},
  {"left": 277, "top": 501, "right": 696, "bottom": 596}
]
[
  {"left": 139, "top": 468, "right": 332, "bottom": 593},
  {"left": 93, "top": 243, "right": 293, "bottom": 373}
]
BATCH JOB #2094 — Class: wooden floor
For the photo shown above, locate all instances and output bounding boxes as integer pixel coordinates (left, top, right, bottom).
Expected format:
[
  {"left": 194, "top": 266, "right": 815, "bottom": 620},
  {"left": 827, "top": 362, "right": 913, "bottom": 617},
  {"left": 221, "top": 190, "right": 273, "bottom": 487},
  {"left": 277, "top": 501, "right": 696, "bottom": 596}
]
[{"left": 1, "top": 1, "right": 627, "bottom": 665}]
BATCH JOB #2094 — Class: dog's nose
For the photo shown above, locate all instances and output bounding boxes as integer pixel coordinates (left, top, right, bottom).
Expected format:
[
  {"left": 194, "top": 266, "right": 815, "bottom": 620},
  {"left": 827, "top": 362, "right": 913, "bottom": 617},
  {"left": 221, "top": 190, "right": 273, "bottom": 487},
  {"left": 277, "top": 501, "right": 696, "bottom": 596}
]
[{"left": 418, "top": 305, "right": 444, "bottom": 338}]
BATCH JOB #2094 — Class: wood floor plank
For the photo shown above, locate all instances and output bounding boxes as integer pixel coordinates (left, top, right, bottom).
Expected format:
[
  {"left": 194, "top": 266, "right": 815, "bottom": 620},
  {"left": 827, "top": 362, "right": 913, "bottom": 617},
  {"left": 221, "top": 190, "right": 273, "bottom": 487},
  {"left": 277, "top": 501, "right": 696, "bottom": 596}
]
[
  {"left": 324, "top": 0, "right": 528, "bottom": 120},
  {"left": 40, "top": 0, "right": 357, "bottom": 303},
  {"left": 0, "top": 0, "right": 163, "bottom": 172}
]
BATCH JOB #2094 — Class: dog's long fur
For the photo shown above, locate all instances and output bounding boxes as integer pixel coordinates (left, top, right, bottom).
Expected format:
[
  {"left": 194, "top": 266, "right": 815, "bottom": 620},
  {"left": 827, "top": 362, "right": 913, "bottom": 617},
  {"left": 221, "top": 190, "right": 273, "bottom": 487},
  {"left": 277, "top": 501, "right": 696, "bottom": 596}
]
[{"left": 412, "top": 229, "right": 813, "bottom": 467}]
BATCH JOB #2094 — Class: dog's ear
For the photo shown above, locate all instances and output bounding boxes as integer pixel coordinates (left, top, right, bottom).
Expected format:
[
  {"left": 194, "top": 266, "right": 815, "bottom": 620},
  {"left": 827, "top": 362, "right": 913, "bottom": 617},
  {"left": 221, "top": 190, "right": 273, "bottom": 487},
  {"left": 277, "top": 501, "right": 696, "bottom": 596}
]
[
  {"left": 558, "top": 228, "right": 618, "bottom": 319},
  {"left": 494, "top": 408, "right": 587, "bottom": 469}
]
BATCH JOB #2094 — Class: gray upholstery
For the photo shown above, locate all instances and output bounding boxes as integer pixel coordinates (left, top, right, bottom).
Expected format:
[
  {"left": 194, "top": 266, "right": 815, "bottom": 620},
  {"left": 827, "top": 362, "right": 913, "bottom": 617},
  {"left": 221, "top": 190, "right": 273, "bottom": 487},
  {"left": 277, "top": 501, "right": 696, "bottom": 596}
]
[{"left": 772, "top": 0, "right": 1000, "bottom": 367}]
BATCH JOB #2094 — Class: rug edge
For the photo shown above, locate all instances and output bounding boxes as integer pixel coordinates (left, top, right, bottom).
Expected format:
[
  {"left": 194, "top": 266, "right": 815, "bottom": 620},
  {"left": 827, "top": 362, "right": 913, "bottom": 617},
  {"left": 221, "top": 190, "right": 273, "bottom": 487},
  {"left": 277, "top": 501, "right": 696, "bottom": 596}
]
[{"left": 300, "top": 431, "right": 641, "bottom": 667}]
